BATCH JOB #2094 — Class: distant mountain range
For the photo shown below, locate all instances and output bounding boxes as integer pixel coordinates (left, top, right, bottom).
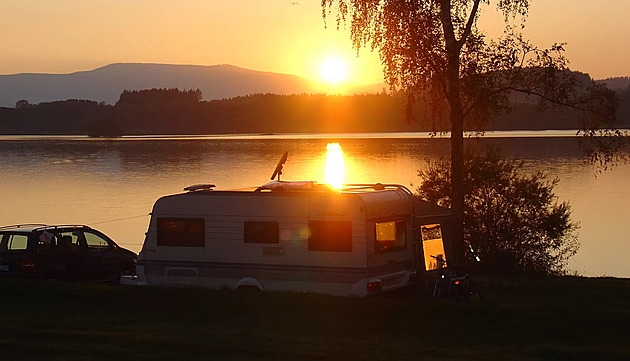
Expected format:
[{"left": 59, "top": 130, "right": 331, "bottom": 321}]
[{"left": 0, "top": 63, "right": 385, "bottom": 107}]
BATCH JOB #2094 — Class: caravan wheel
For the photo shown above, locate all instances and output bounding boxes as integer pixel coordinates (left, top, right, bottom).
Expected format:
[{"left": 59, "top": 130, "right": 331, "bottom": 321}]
[
  {"left": 235, "top": 277, "right": 264, "bottom": 293},
  {"left": 236, "top": 285, "right": 262, "bottom": 296}
]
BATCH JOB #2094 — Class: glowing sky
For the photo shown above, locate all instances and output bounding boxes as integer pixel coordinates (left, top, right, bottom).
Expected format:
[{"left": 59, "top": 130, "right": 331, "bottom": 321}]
[{"left": 1, "top": 0, "right": 628, "bottom": 82}]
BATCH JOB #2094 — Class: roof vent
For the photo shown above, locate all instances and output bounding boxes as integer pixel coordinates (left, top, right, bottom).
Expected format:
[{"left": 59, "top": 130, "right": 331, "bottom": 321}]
[{"left": 184, "top": 184, "right": 216, "bottom": 192}]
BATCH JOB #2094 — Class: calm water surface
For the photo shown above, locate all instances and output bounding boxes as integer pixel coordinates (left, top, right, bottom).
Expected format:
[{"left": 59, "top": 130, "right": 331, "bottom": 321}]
[{"left": 1, "top": 134, "right": 628, "bottom": 277}]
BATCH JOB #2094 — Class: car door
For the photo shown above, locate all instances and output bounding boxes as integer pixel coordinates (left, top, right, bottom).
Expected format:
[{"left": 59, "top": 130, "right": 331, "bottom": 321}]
[
  {"left": 55, "top": 230, "right": 85, "bottom": 279},
  {"left": 81, "top": 230, "right": 118, "bottom": 280}
]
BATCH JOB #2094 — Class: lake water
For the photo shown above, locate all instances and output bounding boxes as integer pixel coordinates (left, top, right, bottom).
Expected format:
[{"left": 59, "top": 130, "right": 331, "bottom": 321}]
[{"left": 1, "top": 132, "right": 628, "bottom": 277}]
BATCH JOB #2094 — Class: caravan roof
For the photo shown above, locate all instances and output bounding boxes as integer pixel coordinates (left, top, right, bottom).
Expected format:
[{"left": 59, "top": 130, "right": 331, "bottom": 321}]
[{"left": 166, "top": 181, "right": 416, "bottom": 218}]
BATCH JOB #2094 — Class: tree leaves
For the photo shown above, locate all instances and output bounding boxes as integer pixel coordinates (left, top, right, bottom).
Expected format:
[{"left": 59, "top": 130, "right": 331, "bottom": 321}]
[
  {"left": 322, "top": 1, "right": 625, "bottom": 142},
  {"left": 417, "top": 148, "right": 579, "bottom": 275}
]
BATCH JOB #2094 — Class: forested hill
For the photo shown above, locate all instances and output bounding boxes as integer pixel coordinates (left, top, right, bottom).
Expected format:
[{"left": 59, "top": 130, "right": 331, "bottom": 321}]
[
  {"left": 596, "top": 77, "right": 630, "bottom": 91},
  {"left": 1, "top": 88, "right": 629, "bottom": 136}
]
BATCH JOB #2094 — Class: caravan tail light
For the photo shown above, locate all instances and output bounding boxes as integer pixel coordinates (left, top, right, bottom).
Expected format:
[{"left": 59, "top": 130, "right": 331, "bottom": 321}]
[
  {"left": 20, "top": 259, "right": 36, "bottom": 274},
  {"left": 367, "top": 280, "right": 382, "bottom": 293}
]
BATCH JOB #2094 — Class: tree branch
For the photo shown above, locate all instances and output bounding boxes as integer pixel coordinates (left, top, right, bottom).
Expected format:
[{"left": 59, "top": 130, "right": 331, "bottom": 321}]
[
  {"left": 506, "top": 87, "right": 595, "bottom": 113},
  {"left": 438, "top": 0, "right": 457, "bottom": 51},
  {"left": 463, "top": 84, "right": 604, "bottom": 120},
  {"left": 457, "top": 0, "right": 482, "bottom": 50}
]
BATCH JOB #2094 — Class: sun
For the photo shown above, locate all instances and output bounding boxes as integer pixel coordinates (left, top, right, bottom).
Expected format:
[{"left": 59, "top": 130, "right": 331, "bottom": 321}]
[{"left": 320, "top": 57, "right": 348, "bottom": 84}]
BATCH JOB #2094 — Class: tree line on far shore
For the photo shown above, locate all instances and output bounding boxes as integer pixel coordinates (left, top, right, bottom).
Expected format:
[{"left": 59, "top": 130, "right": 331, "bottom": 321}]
[{"left": 1, "top": 85, "right": 629, "bottom": 137}]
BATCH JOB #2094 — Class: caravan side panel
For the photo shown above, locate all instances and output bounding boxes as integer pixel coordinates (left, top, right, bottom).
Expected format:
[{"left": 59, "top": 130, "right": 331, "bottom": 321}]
[{"left": 138, "top": 192, "right": 372, "bottom": 296}]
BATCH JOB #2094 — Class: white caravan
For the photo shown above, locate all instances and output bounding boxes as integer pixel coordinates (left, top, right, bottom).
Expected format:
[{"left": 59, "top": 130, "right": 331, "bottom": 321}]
[{"left": 136, "top": 181, "right": 449, "bottom": 297}]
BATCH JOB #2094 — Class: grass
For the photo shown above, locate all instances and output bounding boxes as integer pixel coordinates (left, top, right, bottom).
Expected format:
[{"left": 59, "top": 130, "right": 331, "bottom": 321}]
[{"left": 0, "top": 276, "right": 629, "bottom": 361}]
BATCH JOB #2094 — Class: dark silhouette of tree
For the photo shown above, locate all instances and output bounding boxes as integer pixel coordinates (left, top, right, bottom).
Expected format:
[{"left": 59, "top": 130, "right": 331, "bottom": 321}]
[
  {"left": 116, "top": 88, "right": 203, "bottom": 108},
  {"left": 618, "top": 85, "right": 630, "bottom": 122},
  {"left": 0, "top": 99, "right": 111, "bottom": 134},
  {"left": 417, "top": 148, "right": 579, "bottom": 275},
  {"left": 322, "top": 0, "right": 620, "bottom": 264},
  {"left": 88, "top": 113, "right": 123, "bottom": 137},
  {"left": 15, "top": 99, "right": 31, "bottom": 110},
  {"left": 1, "top": 89, "right": 628, "bottom": 136},
  {"left": 598, "top": 76, "right": 630, "bottom": 91}
]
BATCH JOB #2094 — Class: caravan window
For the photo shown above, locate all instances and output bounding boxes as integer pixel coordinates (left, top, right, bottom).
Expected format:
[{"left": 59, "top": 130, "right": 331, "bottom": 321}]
[
  {"left": 375, "top": 221, "right": 406, "bottom": 254},
  {"left": 244, "top": 221, "right": 279, "bottom": 243},
  {"left": 157, "top": 218, "right": 205, "bottom": 247},
  {"left": 308, "top": 221, "right": 352, "bottom": 252}
]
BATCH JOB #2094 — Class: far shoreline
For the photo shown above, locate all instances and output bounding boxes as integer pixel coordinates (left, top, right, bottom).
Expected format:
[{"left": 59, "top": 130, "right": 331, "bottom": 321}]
[{"left": 0, "top": 129, "right": 613, "bottom": 141}]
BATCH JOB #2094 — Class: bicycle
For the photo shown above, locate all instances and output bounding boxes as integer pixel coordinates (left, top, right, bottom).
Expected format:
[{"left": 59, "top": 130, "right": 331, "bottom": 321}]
[{"left": 431, "top": 255, "right": 483, "bottom": 301}]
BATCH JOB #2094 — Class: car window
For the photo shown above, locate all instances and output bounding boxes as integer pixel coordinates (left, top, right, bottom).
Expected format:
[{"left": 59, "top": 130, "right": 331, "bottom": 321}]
[
  {"left": 57, "top": 231, "right": 81, "bottom": 250},
  {"left": 6, "top": 234, "right": 29, "bottom": 251},
  {"left": 37, "top": 232, "right": 58, "bottom": 252},
  {"left": 84, "top": 231, "right": 110, "bottom": 249}
]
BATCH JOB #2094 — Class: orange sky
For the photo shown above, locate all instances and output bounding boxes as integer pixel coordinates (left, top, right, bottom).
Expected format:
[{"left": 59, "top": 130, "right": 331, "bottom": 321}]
[{"left": 1, "top": 0, "right": 628, "bottom": 83}]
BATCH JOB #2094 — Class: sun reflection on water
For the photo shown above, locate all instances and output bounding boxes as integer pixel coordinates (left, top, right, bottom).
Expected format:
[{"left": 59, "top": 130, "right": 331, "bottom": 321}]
[{"left": 325, "top": 143, "right": 345, "bottom": 189}]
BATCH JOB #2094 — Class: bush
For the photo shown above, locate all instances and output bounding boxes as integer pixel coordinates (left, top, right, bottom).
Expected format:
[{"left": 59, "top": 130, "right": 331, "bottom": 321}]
[{"left": 417, "top": 148, "right": 579, "bottom": 275}]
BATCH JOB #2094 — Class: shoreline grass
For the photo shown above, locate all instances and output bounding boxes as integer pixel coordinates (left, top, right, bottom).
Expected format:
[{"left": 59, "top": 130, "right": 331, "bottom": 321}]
[{"left": 1, "top": 276, "right": 628, "bottom": 360}]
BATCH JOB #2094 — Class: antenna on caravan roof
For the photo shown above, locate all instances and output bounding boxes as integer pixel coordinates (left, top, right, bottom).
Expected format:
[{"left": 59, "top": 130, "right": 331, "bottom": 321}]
[{"left": 270, "top": 151, "right": 289, "bottom": 181}]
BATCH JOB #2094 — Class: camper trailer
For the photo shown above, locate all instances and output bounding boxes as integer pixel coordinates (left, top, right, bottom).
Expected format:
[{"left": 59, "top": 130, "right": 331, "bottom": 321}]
[{"left": 135, "top": 181, "right": 450, "bottom": 297}]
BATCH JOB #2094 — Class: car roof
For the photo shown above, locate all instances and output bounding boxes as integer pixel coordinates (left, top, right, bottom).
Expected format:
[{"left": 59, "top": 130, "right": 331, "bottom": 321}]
[{"left": 0, "top": 224, "right": 93, "bottom": 233}]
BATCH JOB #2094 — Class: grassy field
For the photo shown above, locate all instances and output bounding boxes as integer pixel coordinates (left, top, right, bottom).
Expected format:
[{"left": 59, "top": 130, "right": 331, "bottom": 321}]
[{"left": 0, "top": 276, "right": 628, "bottom": 361}]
